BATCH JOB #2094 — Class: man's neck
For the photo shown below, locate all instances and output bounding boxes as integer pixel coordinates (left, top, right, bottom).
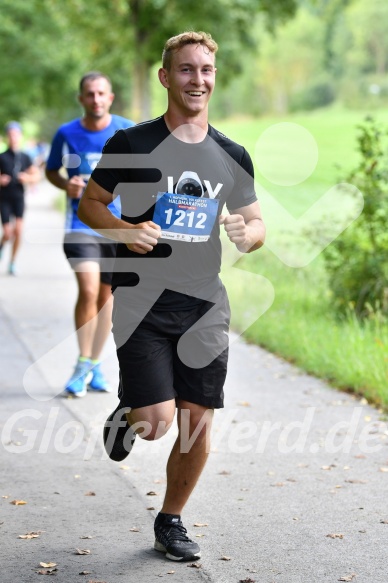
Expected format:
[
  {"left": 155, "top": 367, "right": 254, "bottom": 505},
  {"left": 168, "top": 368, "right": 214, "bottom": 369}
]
[
  {"left": 163, "top": 110, "right": 208, "bottom": 143},
  {"left": 81, "top": 113, "right": 112, "bottom": 131}
]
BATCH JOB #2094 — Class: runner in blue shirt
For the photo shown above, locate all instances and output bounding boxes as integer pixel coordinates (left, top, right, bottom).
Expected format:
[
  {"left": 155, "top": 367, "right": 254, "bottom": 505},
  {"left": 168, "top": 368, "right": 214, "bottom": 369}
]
[{"left": 46, "top": 72, "right": 134, "bottom": 397}]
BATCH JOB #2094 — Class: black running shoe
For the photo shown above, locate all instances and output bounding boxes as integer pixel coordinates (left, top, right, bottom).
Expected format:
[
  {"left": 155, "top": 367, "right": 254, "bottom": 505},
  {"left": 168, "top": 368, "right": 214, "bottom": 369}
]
[
  {"left": 154, "top": 513, "right": 201, "bottom": 561},
  {"left": 103, "top": 405, "right": 136, "bottom": 462}
]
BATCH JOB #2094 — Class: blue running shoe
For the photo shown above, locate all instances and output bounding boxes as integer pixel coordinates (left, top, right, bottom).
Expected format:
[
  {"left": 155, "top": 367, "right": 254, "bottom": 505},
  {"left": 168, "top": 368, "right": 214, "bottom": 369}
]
[
  {"left": 88, "top": 362, "right": 112, "bottom": 392},
  {"left": 8, "top": 262, "right": 18, "bottom": 276},
  {"left": 64, "top": 358, "right": 92, "bottom": 397}
]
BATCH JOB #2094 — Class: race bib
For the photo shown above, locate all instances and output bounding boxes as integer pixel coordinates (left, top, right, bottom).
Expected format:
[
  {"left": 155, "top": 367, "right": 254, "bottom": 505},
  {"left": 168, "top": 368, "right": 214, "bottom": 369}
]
[{"left": 153, "top": 192, "right": 219, "bottom": 242}]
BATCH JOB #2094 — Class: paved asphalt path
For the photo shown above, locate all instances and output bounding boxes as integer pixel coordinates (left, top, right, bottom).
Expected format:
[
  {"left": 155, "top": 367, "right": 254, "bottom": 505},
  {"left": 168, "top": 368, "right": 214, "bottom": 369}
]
[{"left": 0, "top": 181, "right": 387, "bottom": 583}]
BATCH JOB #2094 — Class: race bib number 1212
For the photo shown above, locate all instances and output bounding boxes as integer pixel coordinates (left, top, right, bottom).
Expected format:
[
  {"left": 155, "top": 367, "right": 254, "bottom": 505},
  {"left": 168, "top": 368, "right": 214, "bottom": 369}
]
[{"left": 153, "top": 192, "right": 219, "bottom": 242}]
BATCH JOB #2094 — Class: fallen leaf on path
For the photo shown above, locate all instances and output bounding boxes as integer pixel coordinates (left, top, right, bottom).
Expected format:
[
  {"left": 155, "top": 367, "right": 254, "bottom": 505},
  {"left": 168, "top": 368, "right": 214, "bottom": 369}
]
[
  {"left": 129, "top": 527, "right": 140, "bottom": 532},
  {"left": 85, "top": 492, "right": 96, "bottom": 496},
  {"left": 338, "top": 574, "right": 356, "bottom": 581},
  {"left": 194, "top": 523, "right": 208, "bottom": 527},
  {"left": 37, "top": 569, "right": 57, "bottom": 575},
  {"left": 195, "top": 534, "right": 205, "bottom": 538},
  {"left": 120, "top": 465, "right": 129, "bottom": 470},
  {"left": 80, "top": 536, "right": 93, "bottom": 539},
  {"left": 239, "top": 578, "right": 256, "bottom": 582},
  {"left": 167, "top": 571, "right": 175, "bottom": 574},
  {"left": 345, "top": 479, "right": 367, "bottom": 484},
  {"left": 379, "top": 467, "right": 388, "bottom": 472},
  {"left": 10, "top": 500, "right": 27, "bottom": 505},
  {"left": 147, "top": 507, "right": 155, "bottom": 510},
  {"left": 380, "top": 519, "right": 388, "bottom": 524},
  {"left": 19, "top": 532, "right": 40, "bottom": 539},
  {"left": 79, "top": 571, "right": 91, "bottom": 575},
  {"left": 219, "top": 556, "right": 231, "bottom": 561},
  {"left": 187, "top": 563, "right": 202, "bottom": 568},
  {"left": 326, "top": 533, "right": 344, "bottom": 539},
  {"left": 146, "top": 491, "right": 158, "bottom": 496},
  {"left": 218, "top": 470, "right": 231, "bottom": 475},
  {"left": 75, "top": 549, "right": 91, "bottom": 555},
  {"left": 237, "top": 401, "right": 251, "bottom": 407},
  {"left": 40, "top": 563, "right": 57, "bottom": 568}
]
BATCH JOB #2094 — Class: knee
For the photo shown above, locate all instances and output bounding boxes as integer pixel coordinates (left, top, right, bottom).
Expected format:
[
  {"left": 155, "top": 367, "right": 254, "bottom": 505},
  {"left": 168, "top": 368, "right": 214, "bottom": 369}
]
[
  {"left": 2, "top": 226, "right": 11, "bottom": 241},
  {"left": 127, "top": 417, "right": 173, "bottom": 442},
  {"left": 180, "top": 408, "right": 213, "bottom": 442},
  {"left": 78, "top": 286, "right": 98, "bottom": 306},
  {"left": 97, "top": 292, "right": 113, "bottom": 313},
  {"left": 14, "top": 222, "right": 23, "bottom": 237}
]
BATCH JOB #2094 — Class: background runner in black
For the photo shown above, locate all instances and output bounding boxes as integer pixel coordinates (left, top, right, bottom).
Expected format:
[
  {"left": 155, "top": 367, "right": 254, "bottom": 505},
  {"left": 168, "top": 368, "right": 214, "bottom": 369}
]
[{"left": 0, "top": 122, "right": 40, "bottom": 275}]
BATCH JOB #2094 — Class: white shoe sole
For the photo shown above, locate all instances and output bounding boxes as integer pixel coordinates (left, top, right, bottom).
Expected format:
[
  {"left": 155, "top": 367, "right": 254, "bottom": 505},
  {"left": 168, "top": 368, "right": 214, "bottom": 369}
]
[{"left": 154, "top": 540, "right": 201, "bottom": 561}]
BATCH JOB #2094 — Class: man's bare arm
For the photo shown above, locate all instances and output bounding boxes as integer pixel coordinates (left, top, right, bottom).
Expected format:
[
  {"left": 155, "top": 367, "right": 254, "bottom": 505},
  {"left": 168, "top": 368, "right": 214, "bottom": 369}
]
[
  {"left": 45, "top": 168, "right": 86, "bottom": 199},
  {"left": 219, "top": 200, "right": 265, "bottom": 253},
  {"left": 78, "top": 177, "right": 161, "bottom": 255},
  {"left": 18, "top": 164, "right": 41, "bottom": 185}
]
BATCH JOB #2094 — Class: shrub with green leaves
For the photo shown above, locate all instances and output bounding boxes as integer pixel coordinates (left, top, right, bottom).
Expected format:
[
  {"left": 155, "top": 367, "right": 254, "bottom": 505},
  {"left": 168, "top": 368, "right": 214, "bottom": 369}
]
[{"left": 323, "top": 117, "right": 388, "bottom": 318}]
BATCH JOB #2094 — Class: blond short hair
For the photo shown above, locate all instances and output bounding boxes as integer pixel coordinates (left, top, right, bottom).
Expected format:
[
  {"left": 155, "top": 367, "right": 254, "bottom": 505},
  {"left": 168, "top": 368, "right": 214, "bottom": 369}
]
[{"left": 162, "top": 31, "right": 218, "bottom": 70}]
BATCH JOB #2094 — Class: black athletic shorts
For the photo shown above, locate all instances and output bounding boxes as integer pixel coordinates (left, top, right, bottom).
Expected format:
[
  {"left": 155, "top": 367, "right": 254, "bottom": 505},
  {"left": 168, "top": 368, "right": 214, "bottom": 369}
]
[
  {"left": 0, "top": 196, "right": 25, "bottom": 224},
  {"left": 63, "top": 232, "right": 117, "bottom": 285},
  {"left": 116, "top": 289, "right": 230, "bottom": 410}
]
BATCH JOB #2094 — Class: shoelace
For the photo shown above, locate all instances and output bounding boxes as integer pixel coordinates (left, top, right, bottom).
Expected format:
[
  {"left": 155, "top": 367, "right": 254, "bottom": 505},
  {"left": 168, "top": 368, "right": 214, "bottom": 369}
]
[
  {"left": 159, "top": 522, "right": 192, "bottom": 543},
  {"left": 74, "top": 362, "right": 90, "bottom": 377}
]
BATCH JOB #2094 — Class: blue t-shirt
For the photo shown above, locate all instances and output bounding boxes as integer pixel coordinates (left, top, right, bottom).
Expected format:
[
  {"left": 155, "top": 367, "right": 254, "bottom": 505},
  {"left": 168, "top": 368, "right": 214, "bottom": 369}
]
[{"left": 46, "top": 115, "right": 134, "bottom": 235}]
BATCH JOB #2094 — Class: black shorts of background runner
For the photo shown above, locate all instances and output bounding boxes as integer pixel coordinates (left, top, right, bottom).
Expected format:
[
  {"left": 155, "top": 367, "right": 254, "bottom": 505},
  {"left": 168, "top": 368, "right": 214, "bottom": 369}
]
[
  {"left": 116, "top": 292, "right": 230, "bottom": 410},
  {"left": 63, "top": 232, "right": 117, "bottom": 285},
  {"left": 0, "top": 195, "right": 24, "bottom": 224}
]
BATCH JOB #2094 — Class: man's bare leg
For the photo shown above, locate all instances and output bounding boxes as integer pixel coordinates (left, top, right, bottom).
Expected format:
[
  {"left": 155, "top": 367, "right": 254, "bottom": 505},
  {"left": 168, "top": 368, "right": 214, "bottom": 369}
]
[
  {"left": 161, "top": 400, "right": 214, "bottom": 515},
  {"left": 90, "top": 281, "right": 113, "bottom": 361},
  {"left": 74, "top": 263, "right": 100, "bottom": 357},
  {"left": 10, "top": 217, "right": 23, "bottom": 263}
]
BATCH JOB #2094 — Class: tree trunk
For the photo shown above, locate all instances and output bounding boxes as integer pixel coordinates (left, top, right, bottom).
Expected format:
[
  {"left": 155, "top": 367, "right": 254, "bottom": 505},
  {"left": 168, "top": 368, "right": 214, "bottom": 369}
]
[
  {"left": 128, "top": 0, "right": 153, "bottom": 122},
  {"left": 132, "top": 59, "right": 152, "bottom": 122}
]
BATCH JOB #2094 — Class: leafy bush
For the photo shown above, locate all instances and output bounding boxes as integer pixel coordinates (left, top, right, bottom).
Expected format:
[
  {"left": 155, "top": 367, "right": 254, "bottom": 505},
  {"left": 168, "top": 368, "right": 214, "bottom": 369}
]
[
  {"left": 290, "top": 79, "right": 336, "bottom": 111},
  {"left": 323, "top": 117, "right": 388, "bottom": 318}
]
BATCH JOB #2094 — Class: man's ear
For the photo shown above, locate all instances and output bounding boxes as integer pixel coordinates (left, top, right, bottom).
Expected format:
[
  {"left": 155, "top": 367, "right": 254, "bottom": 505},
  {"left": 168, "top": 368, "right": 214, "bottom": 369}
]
[{"left": 158, "top": 67, "right": 169, "bottom": 89}]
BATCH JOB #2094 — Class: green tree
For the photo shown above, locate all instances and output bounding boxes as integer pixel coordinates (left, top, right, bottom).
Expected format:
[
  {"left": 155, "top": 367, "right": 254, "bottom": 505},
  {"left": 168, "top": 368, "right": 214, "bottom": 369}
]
[
  {"left": 0, "top": 0, "right": 298, "bottom": 126},
  {"left": 330, "top": 0, "right": 388, "bottom": 107},
  {"left": 323, "top": 117, "right": 388, "bottom": 318},
  {"left": 0, "top": 1, "right": 83, "bottom": 126},
  {"left": 125, "top": 0, "right": 298, "bottom": 119}
]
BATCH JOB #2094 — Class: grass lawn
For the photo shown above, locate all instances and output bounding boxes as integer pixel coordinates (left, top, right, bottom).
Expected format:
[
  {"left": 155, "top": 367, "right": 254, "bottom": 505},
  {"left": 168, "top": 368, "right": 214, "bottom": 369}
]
[{"left": 218, "top": 106, "right": 388, "bottom": 410}]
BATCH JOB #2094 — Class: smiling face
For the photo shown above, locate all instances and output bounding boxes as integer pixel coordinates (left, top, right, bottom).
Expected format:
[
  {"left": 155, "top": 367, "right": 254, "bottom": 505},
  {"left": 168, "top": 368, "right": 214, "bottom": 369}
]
[
  {"left": 159, "top": 43, "right": 217, "bottom": 120},
  {"left": 78, "top": 77, "right": 114, "bottom": 122}
]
